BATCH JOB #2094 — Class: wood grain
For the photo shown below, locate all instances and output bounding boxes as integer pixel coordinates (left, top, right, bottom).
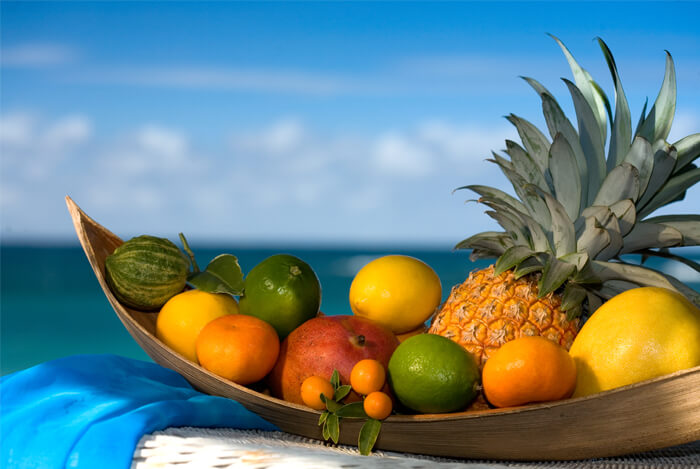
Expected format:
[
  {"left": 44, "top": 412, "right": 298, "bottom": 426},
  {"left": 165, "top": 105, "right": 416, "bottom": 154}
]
[{"left": 66, "top": 195, "right": 700, "bottom": 461}]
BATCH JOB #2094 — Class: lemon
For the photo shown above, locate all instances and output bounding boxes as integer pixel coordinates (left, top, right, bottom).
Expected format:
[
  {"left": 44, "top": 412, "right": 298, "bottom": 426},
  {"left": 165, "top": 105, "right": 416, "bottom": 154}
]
[
  {"left": 239, "top": 254, "right": 321, "bottom": 339},
  {"left": 570, "top": 287, "right": 700, "bottom": 397},
  {"left": 156, "top": 289, "right": 238, "bottom": 362},
  {"left": 387, "top": 333, "right": 479, "bottom": 413},
  {"left": 349, "top": 255, "right": 442, "bottom": 334}
]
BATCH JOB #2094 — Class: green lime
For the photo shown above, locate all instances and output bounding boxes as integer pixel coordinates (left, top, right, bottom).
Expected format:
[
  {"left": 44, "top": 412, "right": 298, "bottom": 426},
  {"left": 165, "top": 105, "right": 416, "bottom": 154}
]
[
  {"left": 387, "top": 333, "right": 479, "bottom": 413},
  {"left": 239, "top": 254, "right": 321, "bottom": 339}
]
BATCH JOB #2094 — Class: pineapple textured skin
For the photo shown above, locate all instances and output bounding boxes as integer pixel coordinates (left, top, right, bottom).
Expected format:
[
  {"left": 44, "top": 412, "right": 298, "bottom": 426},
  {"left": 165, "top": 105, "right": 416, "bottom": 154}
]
[{"left": 429, "top": 266, "right": 580, "bottom": 369}]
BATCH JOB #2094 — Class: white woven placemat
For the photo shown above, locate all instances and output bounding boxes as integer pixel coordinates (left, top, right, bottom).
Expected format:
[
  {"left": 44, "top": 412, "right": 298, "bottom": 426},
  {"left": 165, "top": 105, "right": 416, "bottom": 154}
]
[{"left": 132, "top": 427, "right": 699, "bottom": 469}]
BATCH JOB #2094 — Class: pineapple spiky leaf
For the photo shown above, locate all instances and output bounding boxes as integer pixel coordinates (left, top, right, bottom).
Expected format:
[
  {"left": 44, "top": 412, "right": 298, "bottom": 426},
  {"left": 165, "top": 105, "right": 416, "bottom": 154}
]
[{"left": 637, "top": 51, "right": 676, "bottom": 143}]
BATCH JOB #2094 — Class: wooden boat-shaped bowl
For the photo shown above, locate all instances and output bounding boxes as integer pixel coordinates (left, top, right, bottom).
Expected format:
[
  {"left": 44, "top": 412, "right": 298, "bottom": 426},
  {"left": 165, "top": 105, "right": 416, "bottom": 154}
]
[{"left": 66, "top": 196, "right": 700, "bottom": 461}]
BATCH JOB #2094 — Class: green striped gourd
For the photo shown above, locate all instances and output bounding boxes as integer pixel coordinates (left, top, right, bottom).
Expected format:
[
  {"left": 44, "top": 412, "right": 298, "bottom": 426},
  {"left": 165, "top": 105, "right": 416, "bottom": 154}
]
[{"left": 105, "top": 235, "right": 189, "bottom": 310}]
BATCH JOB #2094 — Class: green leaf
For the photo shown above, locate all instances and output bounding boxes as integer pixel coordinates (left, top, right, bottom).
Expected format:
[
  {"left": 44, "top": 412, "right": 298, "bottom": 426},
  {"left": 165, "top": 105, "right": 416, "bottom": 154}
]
[
  {"left": 563, "top": 78, "right": 606, "bottom": 206},
  {"left": 638, "top": 142, "right": 677, "bottom": 209},
  {"left": 491, "top": 158, "right": 553, "bottom": 228},
  {"left": 460, "top": 185, "right": 529, "bottom": 214},
  {"left": 639, "top": 166, "right": 700, "bottom": 219},
  {"left": 455, "top": 232, "right": 512, "bottom": 255},
  {"left": 535, "top": 187, "right": 575, "bottom": 257},
  {"left": 358, "top": 419, "right": 382, "bottom": 456},
  {"left": 637, "top": 52, "right": 676, "bottom": 143},
  {"left": 539, "top": 93, "right": 589, "bottom": 208},
  {"left": 596, "top": 215, "right": 624, "bottom": 260},
  {"left": 327, "top": 413, "right": 340, "bottom": 444},
  {"left": 538, "top": 256, "right": 576, "bottom": 297},
  {"left": 495, "top": 245, "right": 535, "bottom": 276},
  {"left": 335, "top": 401, "right": 369, "bottom": 418},
  {"left": 560, "top": 251, "right": 589, "bottom": 271},
  {"left": 591, "top": 260, "right": 679, "bottom": 291},
  {"left": 323, "top": 396, "right": 342, "bottom": 413},
  {"left": 576, "top": 216, "right": 611, "bottom": 260},
  {"left": 505, "top": 140, "right": 551, "bottom": 193},
  {"left": 561, "top": 283, "right": 588, "bottom": 311},
  {"left": 551, "top": 34, "right": 608, "bottom": 145},
  {"left": 620, "top": 222, "right": 683, "bottom": 254},
  {"left": 330, "top": 370, "right": 340, "bottom": 390},
  {"left": 486, "top": 211, "right": 529, "bottom": 247},
  {"left": 334, "top": 385, "right": 352, "bottom": 402},
  {"left": 549, "top": 133, "right": 582, "bottom": 220},
  {"left": 622, "top": 137, "right": 654, "bottom": 200},
  {"left": 609, "top": 199, "right": 636, "bottom": 236},
  {"left": 513, "top": 256, "right": 544, "bottom": 279},
  {"left": 644, "top": 215, "right": 700, "bottom": 245},
  {"left": 633, "top": 98, "right": 649, "bottom": 138},
  {"left": 521, "top": 75, "right": 553, "bottom": 99},
  {"left": 178, "top": 232, "right": 200, "bottom": 272},
  {"left": 598, "top": 38, "right": 632, "bottom": 171},
  {"left": 673, "top": 133, "right": 700, "bottom": 174},
  {"left": 187, "top": 254, "right": 244, "bottom": 295},
  {"left": 593, "top": 163, "right": 640, "bottom": 207},
  {"left": 506, "top": 114, "right": 550, "bottom": 175},
  {"left": 319, "top": 411, "right": 329, "bottom": 426}
]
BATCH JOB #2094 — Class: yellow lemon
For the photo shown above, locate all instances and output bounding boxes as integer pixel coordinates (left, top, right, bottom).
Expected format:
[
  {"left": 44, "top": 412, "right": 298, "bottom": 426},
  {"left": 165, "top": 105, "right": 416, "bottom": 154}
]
[
  {"left": 156, "top": 289, "right": 238, "bottom": 362},
  {"left": 349, "top": 255, "right": 441, "bottom": 334},
  {"left": 569, "top": 287, "right": 700, "bottom": 397}
]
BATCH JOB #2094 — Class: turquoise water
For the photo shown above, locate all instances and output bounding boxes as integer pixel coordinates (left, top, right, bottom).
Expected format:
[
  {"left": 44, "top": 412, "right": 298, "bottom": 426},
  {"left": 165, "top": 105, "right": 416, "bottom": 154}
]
[{"left": 2, "top": 244, "right": 698, "bottom": 376}]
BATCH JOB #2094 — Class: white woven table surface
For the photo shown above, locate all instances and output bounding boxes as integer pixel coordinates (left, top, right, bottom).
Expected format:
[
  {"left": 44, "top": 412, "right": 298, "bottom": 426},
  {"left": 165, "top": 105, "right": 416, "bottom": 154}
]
[{"left": 132, "top": 427, "right": 700, "bottom": 469}]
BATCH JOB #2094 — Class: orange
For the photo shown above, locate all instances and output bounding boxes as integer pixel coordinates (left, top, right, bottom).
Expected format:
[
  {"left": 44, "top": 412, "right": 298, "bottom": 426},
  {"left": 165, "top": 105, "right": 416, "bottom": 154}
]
[
  {"left": 300, "top": 376, "right": 335, "bottom": 410},
  {"left": 482, "top": 336, "right": 576, "bottom": 408},
  {"left": 195, "top": 314, "right": 280, "bottom": 385},
  {"left": 363, "top": 391, "right": 393, "bottom": 420},
  {"left": 349, "top": 255, "right": 442, "bottom": 334},
  {"left": 350, "top": 359, "right": 386, "bottom": 396},
  {"left": 239, "top": 254, "right": 321, "bottom": 339},
  {"left": 156, "top": 289, "right": 238, "bottom": 362}
]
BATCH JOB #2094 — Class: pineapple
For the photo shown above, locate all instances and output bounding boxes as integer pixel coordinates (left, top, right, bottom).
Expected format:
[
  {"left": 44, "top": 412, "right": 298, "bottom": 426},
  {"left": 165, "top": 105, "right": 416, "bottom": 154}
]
[{"left": 429, "top": 36, "right": 700, "bottom": 369}]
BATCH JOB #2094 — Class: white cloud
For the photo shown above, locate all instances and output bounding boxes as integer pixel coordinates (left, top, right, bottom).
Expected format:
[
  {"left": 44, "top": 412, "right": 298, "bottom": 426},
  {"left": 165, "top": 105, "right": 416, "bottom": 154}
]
[
  {"left": 0, "top": 113, "right": 565, "bottom": 243},
  {"left": 1, "top": 43, "right": 78, "bottom": 68},
  {"left": 0, "top": 112, "right": 92, "bottom": 181},
  {"left": 43, "top": 116, "right": 92, "bottom": 149},
  {"left": 373, "top": 132, "right": 435, "bottom": 177},
  {"left": 0, "top": 112, "right": 36, "bottom": 146}
]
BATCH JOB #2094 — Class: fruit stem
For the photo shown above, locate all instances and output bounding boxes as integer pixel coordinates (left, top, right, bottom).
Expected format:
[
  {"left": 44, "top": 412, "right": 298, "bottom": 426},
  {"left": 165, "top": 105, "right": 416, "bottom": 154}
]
[
  {"left": 179, "top": 232, "right": 200, "bottom": 273},
  {"left": 357, "top": 335, "right": 365, "bottom": 346}
]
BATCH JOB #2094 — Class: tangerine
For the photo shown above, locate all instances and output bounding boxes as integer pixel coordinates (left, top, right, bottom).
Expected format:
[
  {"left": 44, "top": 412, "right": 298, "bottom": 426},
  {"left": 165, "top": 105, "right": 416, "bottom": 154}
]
[
  {"left": 156, "top": 289, "right": 238, "bottom": 362},
  {"left": 300, "top": 376, "right": 334, "bottom": 410},
  {"left": 196, "top": 314, "right": 280, "bottom": 385},
  {"left": 363, "top": 391, "right": 393, "bottom": 420},
  {"left": 482, "top": 336, "right": 576, "bottom": 408},
  {"left": 350, "top": 359, "right": 386, "bottom": 396}
]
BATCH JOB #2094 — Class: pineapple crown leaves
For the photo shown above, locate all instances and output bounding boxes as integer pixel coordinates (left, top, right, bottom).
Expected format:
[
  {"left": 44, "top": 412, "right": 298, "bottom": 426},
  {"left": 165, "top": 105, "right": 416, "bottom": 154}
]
[{"left": 456, "top": 36, "right": 700, "bottom": 312}]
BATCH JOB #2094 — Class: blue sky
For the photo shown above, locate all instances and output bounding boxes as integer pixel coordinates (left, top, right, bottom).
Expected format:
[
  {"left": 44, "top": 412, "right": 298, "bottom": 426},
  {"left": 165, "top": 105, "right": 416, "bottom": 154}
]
[{"left": 2, "top": 1, "right": 699, "bottom": 246}]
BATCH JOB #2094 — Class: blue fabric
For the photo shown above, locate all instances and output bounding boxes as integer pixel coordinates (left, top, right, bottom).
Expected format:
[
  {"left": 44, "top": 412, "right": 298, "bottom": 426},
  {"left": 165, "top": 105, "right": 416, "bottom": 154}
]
[{"left": 0, "top": 354, "right": 278, "bottom": 469}]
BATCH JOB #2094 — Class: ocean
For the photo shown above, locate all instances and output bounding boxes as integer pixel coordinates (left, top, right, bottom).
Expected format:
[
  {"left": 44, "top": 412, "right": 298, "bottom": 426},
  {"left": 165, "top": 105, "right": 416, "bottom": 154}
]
[{"left": 2, "top": 244, "right": 699, "bottom": 376}]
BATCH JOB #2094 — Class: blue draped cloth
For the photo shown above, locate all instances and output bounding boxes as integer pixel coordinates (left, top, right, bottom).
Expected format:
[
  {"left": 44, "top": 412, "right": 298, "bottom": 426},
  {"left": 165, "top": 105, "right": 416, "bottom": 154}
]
[{"left": 0, "top": 354, "right": 278, "bottom": 469}]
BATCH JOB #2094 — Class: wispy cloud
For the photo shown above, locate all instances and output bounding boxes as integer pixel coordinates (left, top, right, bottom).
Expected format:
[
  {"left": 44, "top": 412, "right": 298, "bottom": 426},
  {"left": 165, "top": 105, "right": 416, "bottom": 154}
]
[
  {"left": 4, "top": 111, "right": 697, "bottom": 243},
  {"left": 1, "top": 43, "right": 78, "bottom": 68}
]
